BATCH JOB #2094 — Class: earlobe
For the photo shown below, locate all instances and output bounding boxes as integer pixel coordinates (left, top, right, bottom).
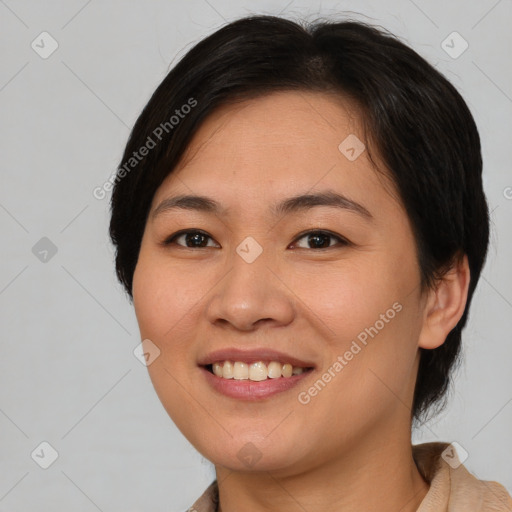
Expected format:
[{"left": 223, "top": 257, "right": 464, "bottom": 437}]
[{"left": 417, "top": 254, "right": 471, "bottom": 350}]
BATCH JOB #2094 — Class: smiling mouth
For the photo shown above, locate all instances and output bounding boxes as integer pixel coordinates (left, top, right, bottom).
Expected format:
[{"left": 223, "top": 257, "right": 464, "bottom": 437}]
[{"left": 204, "top": 361, "right": 315, "bottom": 381}]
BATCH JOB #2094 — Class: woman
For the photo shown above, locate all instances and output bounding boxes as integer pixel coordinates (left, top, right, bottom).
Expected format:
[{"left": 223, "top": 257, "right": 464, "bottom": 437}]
[{"left": 109, "top": 15, "right": 512, "bottom": 511}]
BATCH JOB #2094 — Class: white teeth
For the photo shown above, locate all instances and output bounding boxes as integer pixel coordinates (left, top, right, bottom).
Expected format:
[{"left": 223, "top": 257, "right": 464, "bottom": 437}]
[
  {"left": 249, "top": 362, "right": 267, "bottom": 381},
  {"left": 213, "top": 362, "right": 223, "bottom": 377},
  {"left": 282, "top": 363, "right": 293, "bottom": 378},
  {"left": 233, "top": 362, "right": 249, "bottom": 380},
  {"left": 267, "top": 361, "right": 282, "bottom": 379},
  {"left": 222, "top": 361, "right": 234, "bottom": 379},
  {"left": 209, "top": 360, "right": 308, "bottom": 381}
]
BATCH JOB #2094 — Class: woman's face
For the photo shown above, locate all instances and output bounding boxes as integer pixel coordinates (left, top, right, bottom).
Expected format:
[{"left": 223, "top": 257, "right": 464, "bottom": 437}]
[{"left": 132, "top": 91, "right": 428, "bottom": 473}]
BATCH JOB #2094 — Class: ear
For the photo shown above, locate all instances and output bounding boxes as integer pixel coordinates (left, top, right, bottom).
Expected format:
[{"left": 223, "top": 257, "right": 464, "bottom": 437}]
[{"left": 417, "top": 254, "right": 471, "bottom": 350}]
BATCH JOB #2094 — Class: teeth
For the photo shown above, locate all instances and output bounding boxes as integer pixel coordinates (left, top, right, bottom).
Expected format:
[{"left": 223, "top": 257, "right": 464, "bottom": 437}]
[
  {"left": 249, "top": 362, "right": 267, "bottom": 381},
  {"left": 221, "top": 361, "right": 233, "bottom": 379},
  {"left": 213, "top": 362, "right": 223, "bottom": 377},
  {"left": 267, "top": 361, "right": 282, "bottom": 379},
  {"left": 282, "top": 363, "right": 293, "bottom": 378},
  {"left": 233, "top": 362, "right": 248, "bottom": 380},
  {"left": 209, "top": 360, "right": 308, "bottom": 381}
]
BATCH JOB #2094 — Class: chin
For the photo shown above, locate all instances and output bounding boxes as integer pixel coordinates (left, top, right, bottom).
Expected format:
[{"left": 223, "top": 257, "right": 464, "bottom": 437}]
[
  {"left": 196, "top": 433, "right": 308, "bottom": 474},
  {"left": 209, "top": 450, "right": 299, "bottom": 473}
]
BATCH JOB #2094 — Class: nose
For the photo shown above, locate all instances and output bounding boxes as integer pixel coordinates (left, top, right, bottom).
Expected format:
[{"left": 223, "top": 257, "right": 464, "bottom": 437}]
[{"left": 204, "top": 248, "right": 295, "bottom": 332}]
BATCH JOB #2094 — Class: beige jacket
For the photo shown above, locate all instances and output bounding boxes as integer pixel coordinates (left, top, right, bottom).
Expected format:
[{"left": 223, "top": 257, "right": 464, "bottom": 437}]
[{"left": 187, "top": 442, "right": 512, "bottom": 511}]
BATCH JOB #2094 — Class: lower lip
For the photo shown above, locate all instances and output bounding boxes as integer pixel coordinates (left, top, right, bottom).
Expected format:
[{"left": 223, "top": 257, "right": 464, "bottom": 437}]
[{"left": 200, "top": 366, "right": 313, "bottom": 400}]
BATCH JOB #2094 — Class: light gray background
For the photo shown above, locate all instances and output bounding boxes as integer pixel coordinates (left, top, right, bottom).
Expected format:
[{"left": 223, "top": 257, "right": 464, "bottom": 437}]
[{"left": 1, "top": 0, "right": 511, "bottom": 510}]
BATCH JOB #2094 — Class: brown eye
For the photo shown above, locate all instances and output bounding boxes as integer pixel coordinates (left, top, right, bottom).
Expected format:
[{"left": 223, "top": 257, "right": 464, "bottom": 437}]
[
  {"left": 164, "top": 230, "right": 219, "bottom": 248},
  {"left": 291, "top": 230, "right": 348, "bottom": 249}
]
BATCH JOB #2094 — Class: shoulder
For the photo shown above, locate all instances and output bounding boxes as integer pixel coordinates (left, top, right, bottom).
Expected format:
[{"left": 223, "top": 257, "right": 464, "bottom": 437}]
[
  {"left": 186, "top": 480, "right": 219, "bottom": 512},
  {"left": 414, "top": 442, "right": 512, "bottom": 511}
]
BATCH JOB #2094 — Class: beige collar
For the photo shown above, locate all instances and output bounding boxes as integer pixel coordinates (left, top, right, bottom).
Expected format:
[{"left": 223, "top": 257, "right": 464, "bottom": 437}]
[{"left": 414, "top": 442, "right": 512, "bottom": 511}]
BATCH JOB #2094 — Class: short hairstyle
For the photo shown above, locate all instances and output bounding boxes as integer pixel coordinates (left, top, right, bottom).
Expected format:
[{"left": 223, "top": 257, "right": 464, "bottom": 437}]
[{"left": 109, "top": 15, "right": 489, "bottom": 422}]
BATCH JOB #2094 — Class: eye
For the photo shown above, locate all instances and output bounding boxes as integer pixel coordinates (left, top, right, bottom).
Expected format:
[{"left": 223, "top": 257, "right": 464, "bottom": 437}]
[
  {"left": 162, "top": 229, "right": 349, "bottom": 250},
  {"left": 163, "top": 230, "right": 219, "bottom": 248},
  {"left": 290, "top": 230, "right": 349, "bottom": 250}
]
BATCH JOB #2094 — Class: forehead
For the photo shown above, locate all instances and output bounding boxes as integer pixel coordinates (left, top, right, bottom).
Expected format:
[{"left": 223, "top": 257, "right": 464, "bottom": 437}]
[
  {"left": 152, "top": 91, "right": 399, "bottom": 215},
  {"left": 176, "top": 90, "right": 363, "bottom": 168}
]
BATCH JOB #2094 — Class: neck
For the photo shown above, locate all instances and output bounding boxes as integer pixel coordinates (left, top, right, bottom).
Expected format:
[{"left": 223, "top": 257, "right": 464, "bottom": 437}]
[{"left": 215, "top": 422, "right": 429, "bottom": 512}]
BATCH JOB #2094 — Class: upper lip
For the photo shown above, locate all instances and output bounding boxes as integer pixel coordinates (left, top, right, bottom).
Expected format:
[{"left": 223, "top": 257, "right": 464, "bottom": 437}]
[{"left": 198, "top": 348, "right": 315, "bottom": 368}]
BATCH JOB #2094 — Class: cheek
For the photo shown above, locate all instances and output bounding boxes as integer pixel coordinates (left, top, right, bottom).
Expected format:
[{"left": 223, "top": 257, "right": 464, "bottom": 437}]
[
  {"left": 288, "top": 256, "right": 405, "bottom": 344},
  {"left": 132, "top": 264, "right": 164, "bottom": 339},
  {"left": 133, "top": 255, "right": 201, "bottom": 340},
  {"left": 132, "top": 257, "right": 202, "bottom": 423},
  {"left": 290, "top": 251, "right": 421, "bottom": 400}
]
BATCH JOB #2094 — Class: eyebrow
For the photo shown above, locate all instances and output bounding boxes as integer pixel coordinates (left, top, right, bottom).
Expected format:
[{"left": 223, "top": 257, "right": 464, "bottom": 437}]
[{"left": 151, "top": 190, "right": 373, "bottom": 221}]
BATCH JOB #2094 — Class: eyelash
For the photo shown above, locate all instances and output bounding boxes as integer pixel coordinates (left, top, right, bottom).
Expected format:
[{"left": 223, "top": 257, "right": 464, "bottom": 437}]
[{"left": 161, "top": 229, "right": 350, "bottom": 250}]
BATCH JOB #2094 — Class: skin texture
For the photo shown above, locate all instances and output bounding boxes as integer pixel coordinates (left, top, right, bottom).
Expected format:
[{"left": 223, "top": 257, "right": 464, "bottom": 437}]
[{"left": 132, "top": 91, "right": 470, "bottom": 512}]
